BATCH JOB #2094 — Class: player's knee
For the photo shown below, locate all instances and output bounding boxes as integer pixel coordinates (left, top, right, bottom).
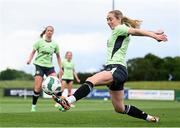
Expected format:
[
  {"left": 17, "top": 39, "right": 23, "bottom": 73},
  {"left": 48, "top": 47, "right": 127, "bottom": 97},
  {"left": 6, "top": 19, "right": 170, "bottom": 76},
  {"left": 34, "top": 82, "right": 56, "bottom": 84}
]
[
  {"left": 116, "top": 105, "right": 131, "bottom": 114},
  {"left": 86, "top": 76, "right": 92, "bottom": 82},
  {"left": 86, "top": 77, "right": 95, "bottom": 86},
  {"left": 34, "top": 87, "right": 41, "bottom": 93},
  {"left": 114, "top": 107, "right": 125, "bottom": 114}
]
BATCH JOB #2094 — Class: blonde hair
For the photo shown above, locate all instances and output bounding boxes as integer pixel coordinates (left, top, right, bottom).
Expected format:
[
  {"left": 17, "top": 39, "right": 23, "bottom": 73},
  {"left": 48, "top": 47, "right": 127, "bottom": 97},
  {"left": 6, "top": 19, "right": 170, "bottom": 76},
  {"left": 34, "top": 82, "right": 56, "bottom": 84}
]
[
  {"left": 109, "top": 10, "right": 141, "bottom": 28},
  {"left": 65, "top": 51, "right": 72, "bottom": 59}
]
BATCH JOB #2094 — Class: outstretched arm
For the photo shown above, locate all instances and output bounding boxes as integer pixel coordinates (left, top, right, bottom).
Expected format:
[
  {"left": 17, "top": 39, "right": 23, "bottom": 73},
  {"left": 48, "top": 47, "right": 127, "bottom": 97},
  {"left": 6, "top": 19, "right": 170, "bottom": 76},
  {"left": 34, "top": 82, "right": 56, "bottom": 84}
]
[
  {"left": 128, "top": 28, "right": 168, "bottom": 42},
  {"left": 27, "top": 49, "right": 36, "bottom": 65}
]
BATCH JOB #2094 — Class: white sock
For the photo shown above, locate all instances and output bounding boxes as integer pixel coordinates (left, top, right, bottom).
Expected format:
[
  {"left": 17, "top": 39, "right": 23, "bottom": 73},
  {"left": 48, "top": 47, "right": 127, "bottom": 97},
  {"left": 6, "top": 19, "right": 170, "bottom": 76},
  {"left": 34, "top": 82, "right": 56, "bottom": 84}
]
[
  {"left": 146, "top": 115, "right": 153, "bottom": 121},
  {"left": 66, "top": 95, "right": 76, "bottom": 104},
  {"left": 32, "top": 104, "right": 36, "bottom": 108}
]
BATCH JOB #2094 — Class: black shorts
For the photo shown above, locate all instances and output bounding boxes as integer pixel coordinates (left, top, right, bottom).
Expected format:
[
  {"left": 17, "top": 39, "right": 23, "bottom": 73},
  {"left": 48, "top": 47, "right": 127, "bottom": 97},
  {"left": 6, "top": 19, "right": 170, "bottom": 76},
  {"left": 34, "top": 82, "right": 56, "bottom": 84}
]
[
  {"left": 62, "top": 79, "right": 73, "bottom": 84},
  {"left": 34, "top": 65, "right": 55, "bottom": 77},
  {"left": 104, "top": 64, "right": 128, "bottom": 91}
]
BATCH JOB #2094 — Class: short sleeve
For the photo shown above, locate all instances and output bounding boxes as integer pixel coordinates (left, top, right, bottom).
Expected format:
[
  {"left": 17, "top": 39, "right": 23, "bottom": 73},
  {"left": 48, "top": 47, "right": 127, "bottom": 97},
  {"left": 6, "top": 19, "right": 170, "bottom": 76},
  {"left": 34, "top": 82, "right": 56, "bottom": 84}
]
[
  {"left": 54, "top": 43, "right": 59, "bottom": 54},
  {"left": 33, "top": 40, "right": 40, "bottom": 50},
  {"left": 113, "top": 24, "right": 129, "bottom": 36}
]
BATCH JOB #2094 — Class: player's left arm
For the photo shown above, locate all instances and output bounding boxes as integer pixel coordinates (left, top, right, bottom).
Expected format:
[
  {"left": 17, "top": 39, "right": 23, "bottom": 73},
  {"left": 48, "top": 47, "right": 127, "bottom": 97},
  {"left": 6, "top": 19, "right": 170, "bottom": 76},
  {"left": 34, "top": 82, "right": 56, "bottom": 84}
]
[
  {"left": 73, "top": 69, "right": 80, "bottom": 83},
  {"left": 128, "top": 28, "right": 168, "bottom": 42},
  {"left": 56, "top": 53, "right": 63, "bottom": 79}
]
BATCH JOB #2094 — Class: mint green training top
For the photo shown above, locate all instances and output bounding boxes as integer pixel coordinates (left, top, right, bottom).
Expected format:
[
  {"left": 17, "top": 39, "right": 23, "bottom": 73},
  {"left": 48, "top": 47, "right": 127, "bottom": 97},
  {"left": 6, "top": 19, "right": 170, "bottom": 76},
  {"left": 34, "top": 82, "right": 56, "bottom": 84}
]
[
  {"left": 106, "top": 24, "right": 130, "bottom": 67},
  {"left": 61, "top": 59, "right": 75, "bottom": 80},
  {"left": 33, "top": 38, "right": 59, "bottom": 67}
]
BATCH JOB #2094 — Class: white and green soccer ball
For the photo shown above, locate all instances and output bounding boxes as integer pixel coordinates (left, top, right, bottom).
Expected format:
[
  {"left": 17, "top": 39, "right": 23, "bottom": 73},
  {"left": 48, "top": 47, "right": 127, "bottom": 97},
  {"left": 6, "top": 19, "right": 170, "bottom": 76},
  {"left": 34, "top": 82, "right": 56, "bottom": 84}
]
[{"left": 42, "top": 76, "right": 62, "bottom": 95}]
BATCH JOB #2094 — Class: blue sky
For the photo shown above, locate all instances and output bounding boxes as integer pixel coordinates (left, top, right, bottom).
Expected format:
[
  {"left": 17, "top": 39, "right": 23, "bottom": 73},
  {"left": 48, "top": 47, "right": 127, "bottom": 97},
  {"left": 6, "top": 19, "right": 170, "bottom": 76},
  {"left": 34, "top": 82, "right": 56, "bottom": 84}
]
[{"left": 0, "top": 0, "right": 179, "bottom": 74}]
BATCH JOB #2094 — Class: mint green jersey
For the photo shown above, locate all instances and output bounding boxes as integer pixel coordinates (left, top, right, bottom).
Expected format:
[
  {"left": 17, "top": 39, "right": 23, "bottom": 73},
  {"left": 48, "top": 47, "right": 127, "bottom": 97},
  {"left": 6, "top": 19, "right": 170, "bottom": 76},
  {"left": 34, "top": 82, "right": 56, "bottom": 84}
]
[
  {"left": 33, "top": 38, "right": 59, "bottom": 67},
  {"left": 106, "top": 24, "right": 130, "bottom": 67},
  {"left": 62, "top": 59, "right": 75, "bottom": 80}
]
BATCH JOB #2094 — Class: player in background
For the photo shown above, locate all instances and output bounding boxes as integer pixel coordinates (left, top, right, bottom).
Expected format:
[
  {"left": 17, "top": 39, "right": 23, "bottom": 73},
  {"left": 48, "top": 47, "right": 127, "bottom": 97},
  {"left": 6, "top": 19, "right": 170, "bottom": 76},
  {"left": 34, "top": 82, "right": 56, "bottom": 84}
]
[
  {"left": 27, "top": 26, "right": 63, "bottom": 112},
  {"left": 53, "top": 10, "right": 167, "bottom": 122},
  {"left": 55, "top": 51, "right": 80, "bottom": 108}
]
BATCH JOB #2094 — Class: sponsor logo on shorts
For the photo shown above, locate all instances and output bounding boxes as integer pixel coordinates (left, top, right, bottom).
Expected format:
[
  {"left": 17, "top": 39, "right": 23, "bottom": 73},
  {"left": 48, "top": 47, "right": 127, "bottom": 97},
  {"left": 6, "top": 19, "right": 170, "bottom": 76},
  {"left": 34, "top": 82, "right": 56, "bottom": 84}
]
[
  {"left": 36, "top": 70, "right": 40, "bottom": 74},
  {"left": 111, "top": 67, "right": 117, "bottom": 74}
]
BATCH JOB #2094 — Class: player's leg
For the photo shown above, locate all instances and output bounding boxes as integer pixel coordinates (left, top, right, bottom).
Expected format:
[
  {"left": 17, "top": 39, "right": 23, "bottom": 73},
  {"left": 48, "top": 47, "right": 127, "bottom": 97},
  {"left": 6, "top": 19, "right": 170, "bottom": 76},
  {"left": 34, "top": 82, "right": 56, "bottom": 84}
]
[
  {"left": 67, "top": 81, "right": 73, "bottom": 96},
  {"left": 61, "top": 80, "right": 67, "bottom": 93},
  {"left": 67, "top": 81, "right": 75, "bottom": 107},
  {"left": 31, "top": 65, "right": 45, "bottom": 112},
  {"left": 110, "top": 90, "right": 159, "bottom": 122},
  {"left": 54, "top": 71, "right": 113, "bottom": 109},
  {"left": 31, "top": 75, "right": 43, "bottom": 112},
  {"left": 109, "top": 90, "right": 125, "bottom": 113},
  {"left": 69, "top": 71, "right": 113, "bottom": 102},
  {"left": 109, "top": 65, "right": 159, "bottom": 122}
]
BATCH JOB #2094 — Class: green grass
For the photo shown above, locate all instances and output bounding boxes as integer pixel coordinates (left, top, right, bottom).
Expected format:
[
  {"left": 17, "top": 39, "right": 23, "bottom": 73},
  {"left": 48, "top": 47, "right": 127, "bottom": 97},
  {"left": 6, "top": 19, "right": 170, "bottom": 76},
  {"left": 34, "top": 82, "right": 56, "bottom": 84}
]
[
  {"left": 0, "top": 97, "right": 180, "bottom": 127},
  {"left": 0, "top": 81, "right": 180, "bottom": 127},
  {"left": 125, "top": 81, "right": 180, "bottom": 90},
  {"left": 0, "top": 80, "right": 34, "bottom": 89}
]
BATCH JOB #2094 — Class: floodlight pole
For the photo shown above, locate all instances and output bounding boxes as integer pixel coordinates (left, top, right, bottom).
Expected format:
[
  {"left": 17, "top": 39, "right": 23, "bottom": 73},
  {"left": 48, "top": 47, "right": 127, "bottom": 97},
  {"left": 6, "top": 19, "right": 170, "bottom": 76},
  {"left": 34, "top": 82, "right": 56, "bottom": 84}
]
[{"left": 112, "top": 0, "right": 115, "bottom": 10}]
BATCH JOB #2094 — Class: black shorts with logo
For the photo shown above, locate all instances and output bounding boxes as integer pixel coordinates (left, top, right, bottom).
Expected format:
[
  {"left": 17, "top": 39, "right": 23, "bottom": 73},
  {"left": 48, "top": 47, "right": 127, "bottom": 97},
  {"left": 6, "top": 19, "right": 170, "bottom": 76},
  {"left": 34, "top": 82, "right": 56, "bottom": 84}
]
[
  {"left": 104, "top": 64, "right": 128, "bottom": 91},
  {"left": 34, "top": 64, "right": 55, "bottom": 77}
]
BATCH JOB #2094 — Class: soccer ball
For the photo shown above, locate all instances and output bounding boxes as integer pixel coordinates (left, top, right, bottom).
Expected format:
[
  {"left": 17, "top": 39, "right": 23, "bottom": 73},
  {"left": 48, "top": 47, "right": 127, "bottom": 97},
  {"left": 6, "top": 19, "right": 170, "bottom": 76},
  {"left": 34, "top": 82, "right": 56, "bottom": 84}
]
[{"left": 42, "top": 76, "right": 62, "bottom": 95}]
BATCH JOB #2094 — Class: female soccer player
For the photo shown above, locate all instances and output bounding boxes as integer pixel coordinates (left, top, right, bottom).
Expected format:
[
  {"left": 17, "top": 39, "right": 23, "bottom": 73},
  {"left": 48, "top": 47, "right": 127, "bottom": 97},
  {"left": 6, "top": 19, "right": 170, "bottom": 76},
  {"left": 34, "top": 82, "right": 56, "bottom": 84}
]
[
  {"left": 54, "top": 10, "right": 167, "bottom": 122},
  {"left": 27, "top": 26, "right": 63, "bottom": 112},
  {"left": 61, "top": 51, "right": 80, "bottom": 96},
  {"left": 55, "top": 51, "right": 80, "bottom": 108}
]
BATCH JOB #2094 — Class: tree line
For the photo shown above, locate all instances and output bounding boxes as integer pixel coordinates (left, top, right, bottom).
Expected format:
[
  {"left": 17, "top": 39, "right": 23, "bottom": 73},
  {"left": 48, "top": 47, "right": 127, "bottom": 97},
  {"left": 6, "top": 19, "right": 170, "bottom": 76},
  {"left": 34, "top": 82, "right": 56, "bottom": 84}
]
[
  {"left": 0, "top": 68, "right": 33, "bottom": 80},
  {"left": 127, "top": 53, "right": 180, "bottom": 81},
  {"left": 0, "top": 53, "right": 179, "bottom": 81}
]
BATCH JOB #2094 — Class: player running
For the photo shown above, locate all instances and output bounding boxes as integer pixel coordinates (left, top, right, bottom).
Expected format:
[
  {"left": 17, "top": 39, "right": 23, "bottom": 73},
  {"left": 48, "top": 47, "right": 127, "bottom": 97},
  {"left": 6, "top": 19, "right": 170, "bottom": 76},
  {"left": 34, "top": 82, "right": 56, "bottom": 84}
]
[{"left": 27, "top": 26, "right": 63, "bottom": 112}]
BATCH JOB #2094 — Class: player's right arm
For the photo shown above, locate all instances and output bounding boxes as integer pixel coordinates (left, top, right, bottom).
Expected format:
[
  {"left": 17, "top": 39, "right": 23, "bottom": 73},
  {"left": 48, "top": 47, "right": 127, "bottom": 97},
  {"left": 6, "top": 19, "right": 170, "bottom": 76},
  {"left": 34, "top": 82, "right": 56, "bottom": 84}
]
[
  {"left": 27, "top": 40, "right": 40, "bottom": 65},
  {"left": 27, "top": 49, "right": 36, "bottom": 65}
]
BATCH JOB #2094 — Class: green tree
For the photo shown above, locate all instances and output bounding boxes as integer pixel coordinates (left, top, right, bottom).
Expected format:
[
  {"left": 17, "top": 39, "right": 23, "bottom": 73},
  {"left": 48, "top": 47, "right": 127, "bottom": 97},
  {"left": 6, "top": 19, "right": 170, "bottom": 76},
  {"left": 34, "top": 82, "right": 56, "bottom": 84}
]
[
  {"left": 0, "top": 68, "right": 33, "bottom": 80},
  {"left": 127, "top": 53, "right": 180, "bottom": 81}
]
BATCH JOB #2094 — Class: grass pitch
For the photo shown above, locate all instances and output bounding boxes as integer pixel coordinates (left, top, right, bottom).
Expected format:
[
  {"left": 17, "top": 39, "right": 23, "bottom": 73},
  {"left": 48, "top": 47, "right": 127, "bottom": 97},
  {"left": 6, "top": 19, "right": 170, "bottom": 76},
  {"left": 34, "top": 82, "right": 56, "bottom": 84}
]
[{"left": 0, "top": 97, "right": 180, "bottom": 127}]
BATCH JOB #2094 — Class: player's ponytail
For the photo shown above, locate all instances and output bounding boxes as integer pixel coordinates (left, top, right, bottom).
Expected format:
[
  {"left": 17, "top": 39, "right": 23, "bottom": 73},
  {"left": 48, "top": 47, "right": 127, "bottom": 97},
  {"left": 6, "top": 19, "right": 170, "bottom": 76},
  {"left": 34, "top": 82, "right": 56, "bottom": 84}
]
[
  {"left": 122, "top": 16, "right": 141, "bottom": 28},
  {"left": 109, "top": 10, "right": 141, "bottom": 28},
  {"left": 40, "top": 26, "right": 54, "bottom": 38},
  {"left": 40, "top": 28, "right": 46, "bottom": 38}
]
